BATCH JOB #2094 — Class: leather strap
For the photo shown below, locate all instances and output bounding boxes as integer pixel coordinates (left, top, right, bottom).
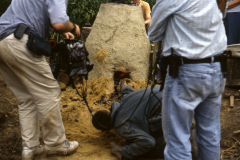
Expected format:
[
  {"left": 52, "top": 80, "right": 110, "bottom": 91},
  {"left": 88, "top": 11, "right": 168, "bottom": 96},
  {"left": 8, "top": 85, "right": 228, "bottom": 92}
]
[{"left": 182, "top": 56, "right": 221, "bottom": 64}]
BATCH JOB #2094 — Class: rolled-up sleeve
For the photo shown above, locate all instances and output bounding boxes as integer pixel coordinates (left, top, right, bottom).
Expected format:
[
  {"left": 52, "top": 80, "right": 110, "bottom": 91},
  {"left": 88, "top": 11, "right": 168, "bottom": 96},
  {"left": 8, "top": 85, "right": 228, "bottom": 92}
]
[
  {"left": 147, "top": 0, "right": 174, "bottom": 42},
  {"left": 47, "top": 0, "right": 69, "bottom": 24}
]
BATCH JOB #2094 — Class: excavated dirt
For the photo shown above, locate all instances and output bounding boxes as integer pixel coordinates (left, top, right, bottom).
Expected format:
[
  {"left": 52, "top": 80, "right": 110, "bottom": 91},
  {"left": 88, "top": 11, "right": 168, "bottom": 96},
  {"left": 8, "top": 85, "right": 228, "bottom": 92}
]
[
  {"left": 0, "top": 74, "right": 150, "bottom": 160},
  {"left": 58, "top": 76, "right": 148, "bottom": 145},
  {"left": 1, "top": 73, "right": 240, "bottom": 160}
]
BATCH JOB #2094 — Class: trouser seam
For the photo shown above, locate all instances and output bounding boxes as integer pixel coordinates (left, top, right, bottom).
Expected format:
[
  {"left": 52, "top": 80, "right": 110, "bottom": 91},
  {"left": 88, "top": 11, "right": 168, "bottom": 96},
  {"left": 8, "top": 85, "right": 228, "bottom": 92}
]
[{"left": 166, "top": 78, "right": 173, "bottom": 152}]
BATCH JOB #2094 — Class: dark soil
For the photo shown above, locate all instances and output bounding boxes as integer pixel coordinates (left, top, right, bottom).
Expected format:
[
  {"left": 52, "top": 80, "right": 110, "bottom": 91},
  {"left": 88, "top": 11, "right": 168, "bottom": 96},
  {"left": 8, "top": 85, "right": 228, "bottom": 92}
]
[
  {"left": 220, "top": 88, "right": 240, "bottom": 159},
  {"left": 0, "top": 75, "right": 21, "bottom": 160}
]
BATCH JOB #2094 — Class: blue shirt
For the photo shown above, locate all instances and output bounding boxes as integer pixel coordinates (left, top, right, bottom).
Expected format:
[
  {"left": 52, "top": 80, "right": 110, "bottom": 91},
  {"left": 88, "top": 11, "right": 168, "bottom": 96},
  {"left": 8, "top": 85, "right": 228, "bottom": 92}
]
[
  {"left": 147, "top": 0, "right": 227, "bottom": 59},
  {"left": 0, "top": 0, "right": 69, "bottom": 41}
]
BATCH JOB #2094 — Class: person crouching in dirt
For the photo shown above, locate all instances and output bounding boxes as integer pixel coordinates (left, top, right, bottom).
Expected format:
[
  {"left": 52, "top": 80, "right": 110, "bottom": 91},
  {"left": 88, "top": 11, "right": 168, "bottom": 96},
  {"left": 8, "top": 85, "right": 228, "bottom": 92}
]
[{"left": 92, "top": 85, "right": 165, "bottom": 160}]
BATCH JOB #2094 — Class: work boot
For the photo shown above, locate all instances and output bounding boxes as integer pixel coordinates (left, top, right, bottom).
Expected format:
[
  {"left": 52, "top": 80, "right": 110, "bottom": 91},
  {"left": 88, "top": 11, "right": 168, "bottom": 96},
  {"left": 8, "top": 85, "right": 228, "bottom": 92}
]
[
  {"left": 44, "top": 139, "right": 79, "bottom": 156},
  {"left": 22, "top": 144, "right": 43, "bottom": 160}
]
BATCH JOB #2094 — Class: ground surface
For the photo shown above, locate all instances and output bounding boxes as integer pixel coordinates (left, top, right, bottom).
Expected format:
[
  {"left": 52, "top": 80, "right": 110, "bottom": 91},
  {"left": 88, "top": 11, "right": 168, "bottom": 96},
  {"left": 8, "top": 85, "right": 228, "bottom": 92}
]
[{"left": 1, "top": 74, "right": 240, "bottom": 160}]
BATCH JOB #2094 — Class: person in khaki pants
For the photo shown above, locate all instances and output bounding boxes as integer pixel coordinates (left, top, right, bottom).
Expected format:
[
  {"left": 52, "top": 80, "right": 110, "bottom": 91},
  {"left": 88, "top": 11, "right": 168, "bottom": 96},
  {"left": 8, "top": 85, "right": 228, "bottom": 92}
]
[{"left": 0, "top": 0, "right": 80, "bottom": 160}]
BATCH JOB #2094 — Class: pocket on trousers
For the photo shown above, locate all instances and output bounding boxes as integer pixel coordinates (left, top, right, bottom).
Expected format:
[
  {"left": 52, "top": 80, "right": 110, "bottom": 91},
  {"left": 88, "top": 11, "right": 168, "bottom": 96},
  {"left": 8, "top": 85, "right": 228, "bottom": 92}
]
[
  {"left": 221, "top": 78, "right": 226, "bottom": 93},
  {"left": 177, "top": 73, "right": 205, "bottom": 102},
  {"left": 215, "top": 72, "right": 226, "bottom": 97}
]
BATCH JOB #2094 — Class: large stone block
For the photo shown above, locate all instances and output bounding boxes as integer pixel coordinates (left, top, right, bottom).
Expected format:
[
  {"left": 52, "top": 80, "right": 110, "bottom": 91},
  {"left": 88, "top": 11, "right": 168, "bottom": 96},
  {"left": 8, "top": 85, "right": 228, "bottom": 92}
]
[{"left": 86, "top": 3, "right": 150, "bottom": 81}]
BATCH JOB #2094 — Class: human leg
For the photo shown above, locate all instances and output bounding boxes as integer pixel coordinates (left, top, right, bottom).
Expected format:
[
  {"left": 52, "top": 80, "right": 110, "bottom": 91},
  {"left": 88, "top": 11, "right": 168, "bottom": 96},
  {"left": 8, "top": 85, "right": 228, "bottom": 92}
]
[
  {"left": 0, "top": 34, "right": 78, "bottom": 155},
  {"left": 143, "top": 136, "right": 165, "bottom": 159},
  {"left": 115, "top": 122, "right": 156, "bottom": 160},
  {"left": 0, "top": 37, "right": 40, "bottom": 148},
  {"left": 162, "top": 72, "right": 197, "bottom": 160},
  {"left": 0, "top": 34, "right": 66, "bottom": 146},
  {"left": 162, "top": 63, "right": 222, "bottom": 160},
  {"left": 194, "top": 71, "right": 225, "bottom": 160},
  {"left": 225, "top": 12, "right": 240, "bottom": 45},
  {"left": 195, "top": 96, "right": 221, "bottom": 160},
  {"left": 0, "top": 35, "right": 45, "bottom": 160}
]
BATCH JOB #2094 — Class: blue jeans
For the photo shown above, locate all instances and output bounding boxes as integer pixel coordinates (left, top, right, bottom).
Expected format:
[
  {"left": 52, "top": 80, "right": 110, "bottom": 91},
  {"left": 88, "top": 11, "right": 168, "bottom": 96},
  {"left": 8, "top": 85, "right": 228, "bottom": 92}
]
[
  {"left": 162, "top": 62, "right": 225, "bottom": 160},
  {"left": 224, "top": 12, "right": 240, "bottom": 45}
]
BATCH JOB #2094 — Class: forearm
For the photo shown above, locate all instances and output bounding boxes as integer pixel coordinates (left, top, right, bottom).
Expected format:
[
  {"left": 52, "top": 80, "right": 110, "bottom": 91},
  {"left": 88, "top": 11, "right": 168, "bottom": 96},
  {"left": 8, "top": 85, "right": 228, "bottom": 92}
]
[
  {"left": 145, "top": 14, "right": 151, "bottom": 25},
  {"left": 145, "top": 19, "right": 151, "bottom": 25},
  {"left": 228, "top": 0, "right": 240, "bottom": 9},
  {"left": 52, "top": 21, "right": 74, "bottom": 33}
]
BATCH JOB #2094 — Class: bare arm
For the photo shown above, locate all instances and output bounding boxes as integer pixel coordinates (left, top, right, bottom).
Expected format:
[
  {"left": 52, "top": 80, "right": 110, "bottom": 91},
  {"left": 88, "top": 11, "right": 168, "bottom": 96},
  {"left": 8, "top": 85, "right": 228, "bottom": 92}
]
[
  {"left": 47, "top": 0, "right": 80, "bottom": 39},
  {"left": 52, "top": 21, "right": 81, "bottom": 38},
  {"left": 228, "top": 0, "right": 240, "bottom": 9},
  {"left": 145, "top": 14, "right": 151, "bottom": 25},
  {"left": 52, "top": 21, "right": 74, "bottom": 33}
]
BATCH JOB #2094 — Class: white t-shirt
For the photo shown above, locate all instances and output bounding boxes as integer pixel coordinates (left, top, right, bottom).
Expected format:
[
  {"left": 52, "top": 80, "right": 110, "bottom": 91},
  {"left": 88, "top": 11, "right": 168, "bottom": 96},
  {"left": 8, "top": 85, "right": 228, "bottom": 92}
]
[{"left": 227, "top": 0, "right": 240, "bottom": 13}]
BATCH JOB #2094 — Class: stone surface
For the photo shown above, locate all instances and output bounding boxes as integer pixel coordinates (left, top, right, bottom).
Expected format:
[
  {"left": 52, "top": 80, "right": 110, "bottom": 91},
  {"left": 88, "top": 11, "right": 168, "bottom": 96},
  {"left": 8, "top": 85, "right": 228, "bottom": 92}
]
[{"left": 86, "top": 3, "right": 151, "bottom": 81}]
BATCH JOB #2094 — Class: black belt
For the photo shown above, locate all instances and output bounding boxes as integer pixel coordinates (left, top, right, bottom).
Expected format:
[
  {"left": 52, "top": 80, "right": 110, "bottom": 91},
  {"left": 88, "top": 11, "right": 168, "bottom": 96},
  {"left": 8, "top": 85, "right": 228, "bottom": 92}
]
[{"left": 182, "top": 56, "right": 221, "bottom": 64}]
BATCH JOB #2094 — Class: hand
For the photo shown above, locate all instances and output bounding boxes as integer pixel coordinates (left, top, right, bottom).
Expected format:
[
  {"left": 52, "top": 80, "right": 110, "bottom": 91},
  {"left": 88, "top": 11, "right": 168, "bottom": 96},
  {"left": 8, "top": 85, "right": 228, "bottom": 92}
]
[
  {"left": 111, "top": 142, "right": 122, "bottom": 160},
  {"left": 74, "top": 24, "right": 81, "bottom": 39},
  {"left": 120, "top": 79, "right": 127, "bottom": 89},
  {"left": 63, "top": 32, "right": 74, "bottom": 39}
]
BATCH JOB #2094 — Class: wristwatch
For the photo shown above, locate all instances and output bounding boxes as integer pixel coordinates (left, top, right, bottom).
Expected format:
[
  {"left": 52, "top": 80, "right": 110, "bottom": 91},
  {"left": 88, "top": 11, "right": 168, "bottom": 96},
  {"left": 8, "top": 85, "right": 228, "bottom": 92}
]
[{"left": 71, "top": 23, "right": 76, "bottom": 34}]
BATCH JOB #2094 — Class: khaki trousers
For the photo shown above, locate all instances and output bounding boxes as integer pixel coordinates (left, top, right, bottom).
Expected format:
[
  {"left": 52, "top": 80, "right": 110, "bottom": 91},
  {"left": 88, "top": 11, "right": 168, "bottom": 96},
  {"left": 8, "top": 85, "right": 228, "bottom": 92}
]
[{"left": 0, "top": 34, "right": 66, "bottom": 148}]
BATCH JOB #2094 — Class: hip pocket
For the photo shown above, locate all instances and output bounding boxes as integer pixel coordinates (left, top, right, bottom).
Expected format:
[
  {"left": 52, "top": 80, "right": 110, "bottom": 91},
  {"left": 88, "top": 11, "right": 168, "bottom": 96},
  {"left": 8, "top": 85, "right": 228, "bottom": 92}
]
[
  {"left": 177, "top": 73, "right": 206, "bottom": 102},
  {"left": 213, "top": 72, "right": 226, "bottom": 97}
]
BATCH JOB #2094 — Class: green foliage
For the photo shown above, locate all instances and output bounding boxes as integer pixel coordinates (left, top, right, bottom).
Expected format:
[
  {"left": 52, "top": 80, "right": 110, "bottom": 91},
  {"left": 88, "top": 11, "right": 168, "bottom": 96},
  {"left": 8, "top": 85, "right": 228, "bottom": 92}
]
[
  {"left": 0, "top": 0, "right": 156, "bottom": 32},
  {"left": 67, "top": 0, "right": 111, "bottom": 28},
  {"left": 145, "top": 0, "right": 156, "bottom": 9},
  {"left": 67, "top": 0, "right": 156, "bottom": 27},
  {"left": 0, "top": 0, "right": 157, "bottom": 46},
  {"left": 0, "top": 0, "right": 11, "bottom": 16},
  {"left": 50, "top": 32, "right": 65, "bottom": 41}
]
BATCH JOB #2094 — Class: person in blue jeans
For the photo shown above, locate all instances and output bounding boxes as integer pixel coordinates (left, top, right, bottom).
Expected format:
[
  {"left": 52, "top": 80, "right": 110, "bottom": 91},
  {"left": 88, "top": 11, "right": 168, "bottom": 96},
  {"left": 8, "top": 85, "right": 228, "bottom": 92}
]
[
  {"left": 225, "top": 0, "right": 240, "bottom": 45},
  {"left": 147, "top": 0, "right": 227, "bottom": 159}
]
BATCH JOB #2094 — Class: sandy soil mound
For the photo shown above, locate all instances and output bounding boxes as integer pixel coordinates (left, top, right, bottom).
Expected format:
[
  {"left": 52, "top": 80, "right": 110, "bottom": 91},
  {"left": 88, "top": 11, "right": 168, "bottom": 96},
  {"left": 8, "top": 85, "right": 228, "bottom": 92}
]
[{"left": 60, "top": 76, "right": 148, "bottom": 145}]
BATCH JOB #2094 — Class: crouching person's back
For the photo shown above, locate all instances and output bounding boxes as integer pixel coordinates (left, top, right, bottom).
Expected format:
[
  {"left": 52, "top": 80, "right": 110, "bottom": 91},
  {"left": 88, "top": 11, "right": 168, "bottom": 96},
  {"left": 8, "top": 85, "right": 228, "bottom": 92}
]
[{"left": 92, "top": 85, "right": 165, "bottom": 160}]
